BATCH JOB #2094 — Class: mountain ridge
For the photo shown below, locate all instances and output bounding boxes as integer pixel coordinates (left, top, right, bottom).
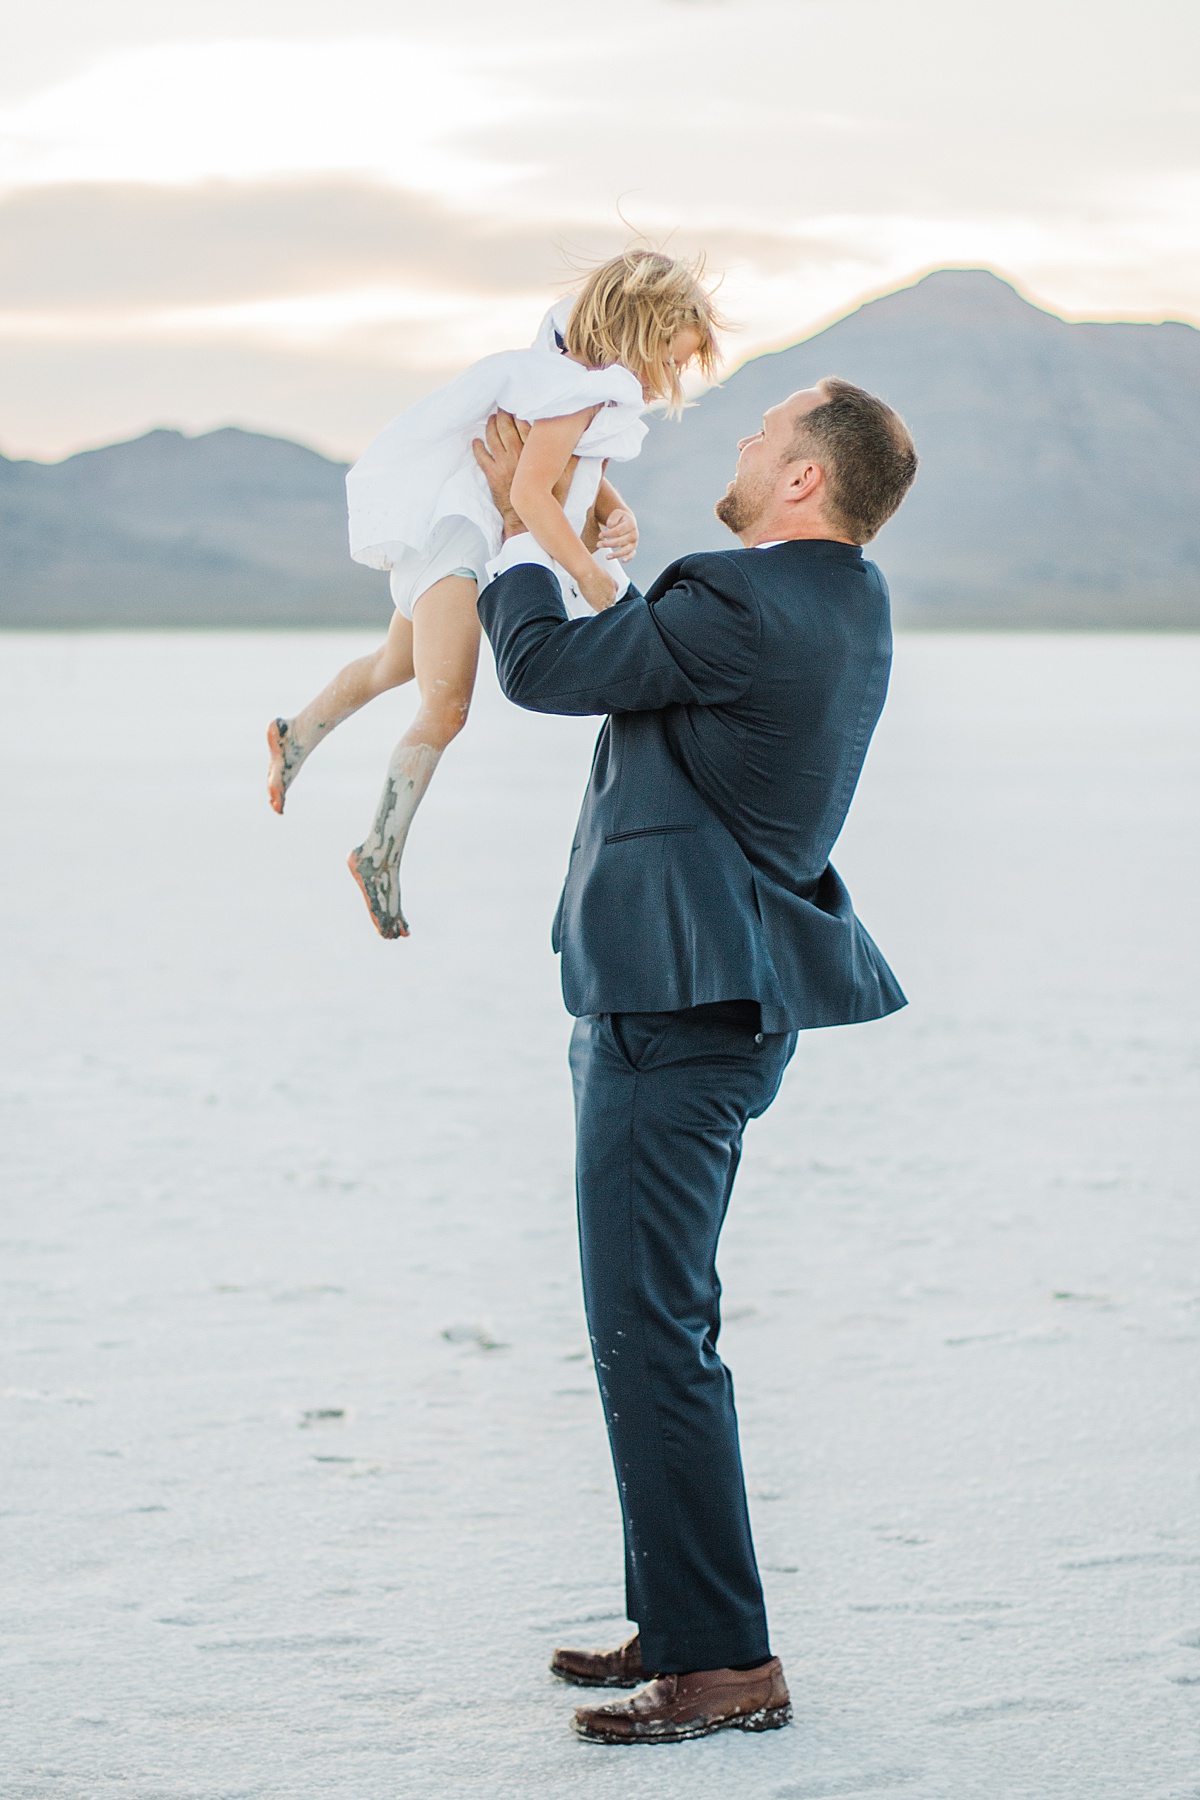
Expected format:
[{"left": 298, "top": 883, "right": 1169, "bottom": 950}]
[
  {"left": 2, "top": 269, "right": 1198, "bottom": 628},
  {"left": 0, "top": 425, "right": 390, "bottom": 626},
  {"left": 618, "top": 269, "right": 1200, "bottom": 626}
]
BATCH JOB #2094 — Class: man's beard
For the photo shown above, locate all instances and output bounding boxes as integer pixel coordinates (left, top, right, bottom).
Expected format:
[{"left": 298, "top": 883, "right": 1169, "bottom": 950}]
[{"left": 714, "top": 470, "right": 769, "bottom": 536}]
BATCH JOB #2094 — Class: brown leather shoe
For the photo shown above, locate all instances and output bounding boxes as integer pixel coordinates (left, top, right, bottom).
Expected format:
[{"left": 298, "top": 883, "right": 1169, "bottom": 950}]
[
  {"left": 550, "top": 1632, "right": 644, "bottom": 1688},
  {"left": 572, "top": 1657, "right": 791, "bottom": 1743}
]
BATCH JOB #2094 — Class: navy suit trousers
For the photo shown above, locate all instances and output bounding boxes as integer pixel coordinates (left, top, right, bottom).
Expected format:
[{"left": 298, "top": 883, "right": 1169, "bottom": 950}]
[{"left": 569, "top": 1000, "right": 797, "bottom": 1674}]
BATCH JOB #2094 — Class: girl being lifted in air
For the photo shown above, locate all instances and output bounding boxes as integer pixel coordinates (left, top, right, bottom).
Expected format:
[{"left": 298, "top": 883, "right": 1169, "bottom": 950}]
[{"left": 266, "top": 249, "right": 722, "bottom": 939}]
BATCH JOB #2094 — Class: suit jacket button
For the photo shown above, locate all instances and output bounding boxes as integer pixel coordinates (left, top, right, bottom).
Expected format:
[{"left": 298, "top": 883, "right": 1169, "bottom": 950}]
[{"left": 754, "top": 1032, "right": 764, "bottom": 1045}]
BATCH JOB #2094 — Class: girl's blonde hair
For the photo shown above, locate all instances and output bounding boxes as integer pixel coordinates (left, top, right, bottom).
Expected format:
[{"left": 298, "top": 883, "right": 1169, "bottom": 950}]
[{"left": 564, "top": 249, "right": 723, "bottom": 415}]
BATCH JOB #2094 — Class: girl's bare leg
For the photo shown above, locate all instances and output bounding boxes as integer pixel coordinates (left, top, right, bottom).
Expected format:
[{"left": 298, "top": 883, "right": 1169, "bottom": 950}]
[
  {"left": 347, "top": 575, "right": 481, "bottom": 938},
  {"left": 267, "top": 608, "right": 416, "bottom": 813}
]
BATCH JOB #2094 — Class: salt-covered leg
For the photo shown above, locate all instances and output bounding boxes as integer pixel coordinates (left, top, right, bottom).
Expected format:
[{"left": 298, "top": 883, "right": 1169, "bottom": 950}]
[
  {"left": 347, "top": 575, "right": 480, "bottom": 938},
  {"left": 346, "top": 743, "right": 441, "bottom": 938},
  {"left": 267, "top": 608, "right": 415, "bottom": 813}
]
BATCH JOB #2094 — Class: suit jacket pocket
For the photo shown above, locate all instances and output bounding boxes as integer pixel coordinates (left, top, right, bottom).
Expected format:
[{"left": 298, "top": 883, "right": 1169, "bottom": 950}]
[{"left": 603, "top": 825, "right": 696, "bottom": 845}]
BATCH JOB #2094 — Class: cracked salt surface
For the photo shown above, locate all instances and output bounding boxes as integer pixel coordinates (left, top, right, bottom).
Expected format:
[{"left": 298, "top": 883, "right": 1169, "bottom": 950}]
[{"left": 2, "top": 630, "right": 1199, "bottom": 1799}]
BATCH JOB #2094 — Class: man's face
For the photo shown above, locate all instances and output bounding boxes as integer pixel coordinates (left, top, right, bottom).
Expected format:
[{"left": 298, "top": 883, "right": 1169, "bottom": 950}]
[{"left": 715, "top": 388, "right": 825, "bottom": 536}]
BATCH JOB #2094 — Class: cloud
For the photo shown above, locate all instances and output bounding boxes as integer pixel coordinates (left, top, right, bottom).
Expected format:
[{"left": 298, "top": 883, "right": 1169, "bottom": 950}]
[
  {"left": 3, "top": 0, "right": 1198, "bottom": 457},
  {"left": 0, "top": 177, "right": 867, "bottom": 459},
  {"left": 0, "top": 37, "right": 531, "bottom": 194},
  {"left": 0, "top": 177, "right": 849, "bottom": 314}
]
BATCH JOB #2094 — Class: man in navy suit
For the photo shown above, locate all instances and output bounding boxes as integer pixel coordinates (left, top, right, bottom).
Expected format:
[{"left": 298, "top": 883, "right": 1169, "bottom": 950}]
[{"left": 473, "top": 379, "right": 917, "bottom": 1744}]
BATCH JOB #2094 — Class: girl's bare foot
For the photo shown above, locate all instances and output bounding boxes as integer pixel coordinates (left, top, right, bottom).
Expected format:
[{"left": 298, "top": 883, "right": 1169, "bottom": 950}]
[
  {"left": 346, "top": 743, "right": 443, "bottom": 939},
  {"left": 267, "top": 718, "right": 302, "bottom": 814},
  {"left": 347, "top": 843, "right": 409, "bottom": 939}
]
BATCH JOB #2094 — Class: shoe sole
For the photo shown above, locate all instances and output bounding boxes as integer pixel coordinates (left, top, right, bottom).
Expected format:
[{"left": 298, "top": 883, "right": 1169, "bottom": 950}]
[{"left": 573, "top": 1702, "right": 792, "bottom": 1744}]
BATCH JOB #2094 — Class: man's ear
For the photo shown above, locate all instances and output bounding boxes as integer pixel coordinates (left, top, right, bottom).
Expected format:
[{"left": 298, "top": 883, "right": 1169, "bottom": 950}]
[{"left": 783, "top": 459, "right": 823, "bottom": 503}]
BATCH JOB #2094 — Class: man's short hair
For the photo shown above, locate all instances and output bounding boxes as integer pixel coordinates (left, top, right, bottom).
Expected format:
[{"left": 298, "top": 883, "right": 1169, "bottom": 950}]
[{"left": 789, "top": 379, "right": 917, "bottom": 543}]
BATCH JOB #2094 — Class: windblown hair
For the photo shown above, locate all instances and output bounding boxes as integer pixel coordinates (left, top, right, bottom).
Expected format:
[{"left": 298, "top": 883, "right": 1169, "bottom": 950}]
[
  {"left": 564, "top": 249, "right": 723, "bottom": 416},
  {"left": 790, "top": 378, "right": 918, "bottom": 542}
]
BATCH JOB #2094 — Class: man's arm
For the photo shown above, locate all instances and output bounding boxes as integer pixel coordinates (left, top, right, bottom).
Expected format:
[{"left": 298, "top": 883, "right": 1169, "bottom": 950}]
[
  {"left": 471, "top": 409, "right": 760, "bottom": 717},
  {"left": 478, "top": 552, "right": 758, "bottom": 717}
]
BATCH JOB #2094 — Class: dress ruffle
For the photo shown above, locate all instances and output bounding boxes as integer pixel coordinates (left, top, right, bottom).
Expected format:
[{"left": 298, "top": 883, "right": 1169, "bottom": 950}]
[{"left": 346, "top": 300, "right": 648, "bottom": 575}]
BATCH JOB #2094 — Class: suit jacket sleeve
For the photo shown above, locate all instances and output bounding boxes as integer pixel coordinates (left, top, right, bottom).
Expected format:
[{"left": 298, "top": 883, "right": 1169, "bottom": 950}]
[{"left": 476, "top": 553, "right": 761, "bottom": 717}]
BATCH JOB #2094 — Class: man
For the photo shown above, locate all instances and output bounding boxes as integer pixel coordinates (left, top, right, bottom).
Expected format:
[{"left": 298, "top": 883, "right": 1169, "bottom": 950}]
[{"left": 472, "top": 379, "right": 917, "bottom": 1745}]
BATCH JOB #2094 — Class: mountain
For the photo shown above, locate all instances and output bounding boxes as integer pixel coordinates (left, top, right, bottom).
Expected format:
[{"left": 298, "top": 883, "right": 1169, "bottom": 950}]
[
  {"left": 2, "top": 269, "right": 1198, "bottom": 628},
  {"left": 619, "top": 269, "right": 1200, "bottom": 627},
  {"left": 0, "top": 427, "right": 390, "bottom": 626}
]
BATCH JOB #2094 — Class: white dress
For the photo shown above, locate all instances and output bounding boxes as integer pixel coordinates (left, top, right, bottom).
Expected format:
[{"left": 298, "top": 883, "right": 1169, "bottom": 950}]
[{"left": 346, "top": 300, "right": 648, "bottom": 619}]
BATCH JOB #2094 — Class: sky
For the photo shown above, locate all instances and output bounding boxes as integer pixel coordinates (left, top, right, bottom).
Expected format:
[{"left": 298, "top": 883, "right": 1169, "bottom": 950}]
[{"left": 1, "top": 0, "right": 1198, "bottom": 461}]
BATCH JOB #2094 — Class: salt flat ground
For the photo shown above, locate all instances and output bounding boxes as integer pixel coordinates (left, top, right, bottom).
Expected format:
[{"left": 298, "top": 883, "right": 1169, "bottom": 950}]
[{"left": 2, "top": 630, "right": 1199, "bottom": 1800}]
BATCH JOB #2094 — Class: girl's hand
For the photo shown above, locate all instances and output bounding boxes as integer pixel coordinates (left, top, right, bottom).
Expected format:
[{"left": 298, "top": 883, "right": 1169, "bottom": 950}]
[
  {"left": 578, "top": 565, "right": 619, "bottom": 611},
  {"left": 598, "top": 507, "right": 639, "bottom": 563}
]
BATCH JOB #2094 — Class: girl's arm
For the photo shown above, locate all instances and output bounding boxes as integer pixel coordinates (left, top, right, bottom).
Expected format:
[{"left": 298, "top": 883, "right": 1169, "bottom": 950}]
[{"left": 509, "top": 409, "right": 618, "bottom": 610}]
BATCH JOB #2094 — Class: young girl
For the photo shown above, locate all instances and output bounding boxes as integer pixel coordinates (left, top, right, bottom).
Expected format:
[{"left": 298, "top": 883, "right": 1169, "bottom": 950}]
[{"left": 266, "top": 249, "right": 721, "bottom": 939}]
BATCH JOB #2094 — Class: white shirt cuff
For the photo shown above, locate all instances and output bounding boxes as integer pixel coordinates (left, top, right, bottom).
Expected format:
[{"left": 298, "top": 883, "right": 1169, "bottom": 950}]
[
  {"left": 485, "top": 532, "right": 631, "bottom": 612},
  {"left": 487, "top": 532, "right": 558, "bottom": 582}
]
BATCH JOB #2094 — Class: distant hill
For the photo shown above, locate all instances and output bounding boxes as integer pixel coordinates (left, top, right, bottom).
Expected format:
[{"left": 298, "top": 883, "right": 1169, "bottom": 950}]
[
  {"left": 2, "top": 268, "right": 1198, "bottom": 628},
  {"left": 621, "top": 269, "right": 1200, "bottom": 627},
  {"left": 0, "top": 427, "right": 390, "bottom": 627}
]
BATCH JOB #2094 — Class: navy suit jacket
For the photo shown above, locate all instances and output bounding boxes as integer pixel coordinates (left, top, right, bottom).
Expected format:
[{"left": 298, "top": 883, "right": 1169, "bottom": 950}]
[{"left": 477, "top": 538, "right": 906, "bottom": 1034}]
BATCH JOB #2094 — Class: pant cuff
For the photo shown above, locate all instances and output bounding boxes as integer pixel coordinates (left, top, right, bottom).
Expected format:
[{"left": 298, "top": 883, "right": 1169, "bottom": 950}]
[{"left": 638, "top": 1625, "right": 772, "bottom": 1676}]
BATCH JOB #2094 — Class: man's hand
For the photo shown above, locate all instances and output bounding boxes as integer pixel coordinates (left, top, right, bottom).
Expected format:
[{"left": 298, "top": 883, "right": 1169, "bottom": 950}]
[
  {"left": 598, "top": 507, "right": 638, "bottom": 564},
  {"left": 472, "top": 411, "right": 527, "bottom": 539},
  {"left": 472, "top": 410, "right": 578, "bottom": 539}
]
